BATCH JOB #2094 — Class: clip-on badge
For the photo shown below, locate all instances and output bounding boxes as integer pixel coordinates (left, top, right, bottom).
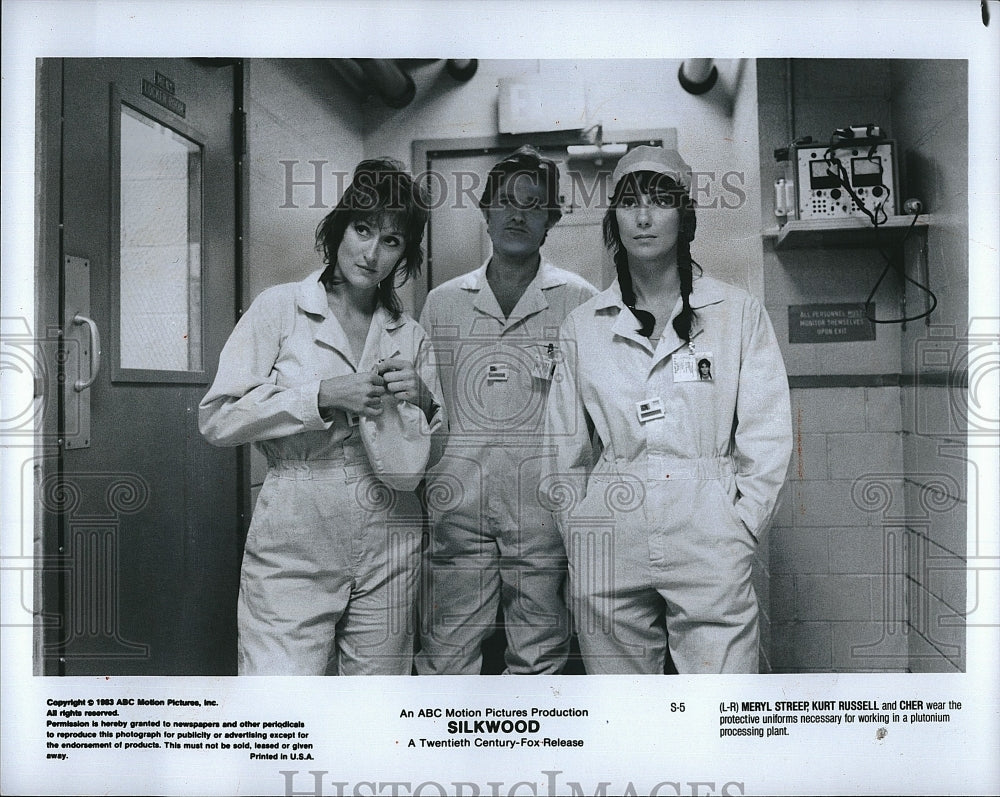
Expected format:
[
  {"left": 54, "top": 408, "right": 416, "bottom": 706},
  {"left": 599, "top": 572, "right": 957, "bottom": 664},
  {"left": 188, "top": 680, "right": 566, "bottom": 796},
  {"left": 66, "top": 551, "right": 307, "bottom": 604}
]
[
  {"left": 636, "top": 397, "right": 665, "bottom": 423},
  {"left": 487, "top": 363, "right": 509, "bottom": 382}
]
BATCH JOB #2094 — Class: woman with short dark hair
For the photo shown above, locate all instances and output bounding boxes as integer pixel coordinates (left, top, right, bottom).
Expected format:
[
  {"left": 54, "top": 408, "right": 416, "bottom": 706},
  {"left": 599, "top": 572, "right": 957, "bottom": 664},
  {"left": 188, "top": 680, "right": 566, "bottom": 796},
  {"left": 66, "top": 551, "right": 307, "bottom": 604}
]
[{"left": 200, "top": 158, "right": 443, "bottom": 675}]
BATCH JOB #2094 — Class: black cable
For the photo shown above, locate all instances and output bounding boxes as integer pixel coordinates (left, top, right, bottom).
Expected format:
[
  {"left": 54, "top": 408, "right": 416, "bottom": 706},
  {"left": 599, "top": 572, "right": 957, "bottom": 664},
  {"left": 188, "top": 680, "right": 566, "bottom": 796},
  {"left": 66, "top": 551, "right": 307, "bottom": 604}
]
[
  {"left": 820, "top": 135, "right": 937, "bottom": 324},
  {"left": 821, "top": 144, "right": 889, "bottom": 226},
  {"left": 863, "top": 212, "right": 938, "bottom": 324}
]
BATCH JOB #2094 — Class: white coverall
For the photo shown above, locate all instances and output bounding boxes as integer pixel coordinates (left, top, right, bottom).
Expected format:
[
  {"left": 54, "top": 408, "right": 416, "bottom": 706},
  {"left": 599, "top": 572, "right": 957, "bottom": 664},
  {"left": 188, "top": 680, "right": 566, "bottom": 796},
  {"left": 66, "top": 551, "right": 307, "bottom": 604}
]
[
  {"left": 416, "top": 259, "right": 597, "bottom": 674},
  {"left": 199, "top": 270, "right": 443, "bottom": 675},
  {"left": 544, "top": 274, "right": 791, "bottom": 674}
]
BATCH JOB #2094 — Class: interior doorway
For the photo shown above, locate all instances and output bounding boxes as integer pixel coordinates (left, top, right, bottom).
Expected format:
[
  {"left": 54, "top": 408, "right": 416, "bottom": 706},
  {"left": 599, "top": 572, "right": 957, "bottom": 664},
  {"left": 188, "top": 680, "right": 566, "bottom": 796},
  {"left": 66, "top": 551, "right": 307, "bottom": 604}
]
[{"left": 413, "top": 131, "right": 673, "bottom": 315}]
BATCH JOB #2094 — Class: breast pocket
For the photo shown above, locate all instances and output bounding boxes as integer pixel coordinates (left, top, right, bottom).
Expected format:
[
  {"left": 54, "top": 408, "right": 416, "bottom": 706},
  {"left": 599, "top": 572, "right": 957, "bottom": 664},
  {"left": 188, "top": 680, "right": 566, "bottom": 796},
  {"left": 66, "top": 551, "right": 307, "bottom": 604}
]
[{"left": 526, "top": 342, "right": 560, "bottom": 383}]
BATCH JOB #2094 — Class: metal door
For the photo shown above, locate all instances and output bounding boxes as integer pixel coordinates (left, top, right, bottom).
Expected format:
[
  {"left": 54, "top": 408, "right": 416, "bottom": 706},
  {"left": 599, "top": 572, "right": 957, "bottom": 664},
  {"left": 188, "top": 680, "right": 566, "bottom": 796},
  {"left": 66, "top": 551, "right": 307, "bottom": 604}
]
[{"left": 39, "top": 58, "right": 242, "bottom": 675}]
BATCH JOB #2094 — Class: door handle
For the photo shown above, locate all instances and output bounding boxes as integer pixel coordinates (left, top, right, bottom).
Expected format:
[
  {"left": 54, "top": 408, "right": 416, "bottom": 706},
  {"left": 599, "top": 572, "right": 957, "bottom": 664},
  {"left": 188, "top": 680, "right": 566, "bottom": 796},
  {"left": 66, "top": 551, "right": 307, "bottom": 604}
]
[{"left": 73, "top": 313, "right": 102, "bottom": 391}]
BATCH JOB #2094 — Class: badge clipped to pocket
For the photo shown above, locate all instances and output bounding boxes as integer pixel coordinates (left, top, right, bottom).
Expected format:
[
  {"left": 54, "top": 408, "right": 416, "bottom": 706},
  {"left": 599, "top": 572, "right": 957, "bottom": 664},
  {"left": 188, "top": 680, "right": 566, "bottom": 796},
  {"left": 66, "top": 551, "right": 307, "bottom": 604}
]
[{"left": 529, "top": 343, "right": 560, "bottom": 381}]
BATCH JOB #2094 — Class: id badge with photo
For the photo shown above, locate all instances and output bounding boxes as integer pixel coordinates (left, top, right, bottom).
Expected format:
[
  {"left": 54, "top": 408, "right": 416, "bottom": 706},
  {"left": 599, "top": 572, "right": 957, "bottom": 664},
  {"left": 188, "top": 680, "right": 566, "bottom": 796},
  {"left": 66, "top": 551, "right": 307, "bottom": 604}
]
[{"left": 673, "top": 350, "right": 714, "bottom": 382}]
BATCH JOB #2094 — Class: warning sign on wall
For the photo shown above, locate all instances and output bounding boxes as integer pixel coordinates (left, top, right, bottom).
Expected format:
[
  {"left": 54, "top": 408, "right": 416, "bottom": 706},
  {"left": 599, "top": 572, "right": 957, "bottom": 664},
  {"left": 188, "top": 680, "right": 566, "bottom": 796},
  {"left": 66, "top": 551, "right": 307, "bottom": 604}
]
[{"left": 788, "top": 303, "right": 876, "bottom": 344}]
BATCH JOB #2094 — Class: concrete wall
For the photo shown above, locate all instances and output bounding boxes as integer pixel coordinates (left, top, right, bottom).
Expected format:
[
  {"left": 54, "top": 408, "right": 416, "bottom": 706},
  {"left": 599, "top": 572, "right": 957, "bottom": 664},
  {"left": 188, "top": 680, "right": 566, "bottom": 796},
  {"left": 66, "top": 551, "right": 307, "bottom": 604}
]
[
  {"left": 727, "top": 63, "right": 773, "bottom": 670},
  {"left": 244, "top": 58, "right": 364, "bottom": 303},
  {"left": 770, "top": 387, "right": 909, "bottom": 671},
  {"left": 758, "top": 59, "right": 967, "bottom": 673},
  {"left": 891, "top": 59, "right": 969, "bottom": 673},
  {"left": 242, "top": 58, "right": 365, "bottom": 501}
]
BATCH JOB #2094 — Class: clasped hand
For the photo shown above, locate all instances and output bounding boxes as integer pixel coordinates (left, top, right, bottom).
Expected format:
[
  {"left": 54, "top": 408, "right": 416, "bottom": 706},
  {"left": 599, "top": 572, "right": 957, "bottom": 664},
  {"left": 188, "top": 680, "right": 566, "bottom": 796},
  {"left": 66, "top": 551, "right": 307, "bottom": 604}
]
[{"left": 319, "top": 358, "right": 423, "bottom": 418}]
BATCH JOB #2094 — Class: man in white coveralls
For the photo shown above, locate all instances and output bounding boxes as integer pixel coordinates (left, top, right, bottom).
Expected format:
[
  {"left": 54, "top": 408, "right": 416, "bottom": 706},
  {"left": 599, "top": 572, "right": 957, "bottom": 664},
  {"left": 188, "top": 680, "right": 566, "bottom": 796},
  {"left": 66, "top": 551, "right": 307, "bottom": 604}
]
[{"left": 416, "top": 146, "right": 598, "bottom": 674}]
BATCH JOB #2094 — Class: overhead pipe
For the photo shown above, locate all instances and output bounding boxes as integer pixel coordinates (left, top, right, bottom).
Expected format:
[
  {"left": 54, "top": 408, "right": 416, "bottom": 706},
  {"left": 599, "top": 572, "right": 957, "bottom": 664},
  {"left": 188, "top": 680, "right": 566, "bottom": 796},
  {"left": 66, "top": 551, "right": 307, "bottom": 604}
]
[
  {"left": 678, "top": 58, "right": 719, "bottom": 95},
  {"left": 329, "top": 59, "right": 477, "bottom": 108},
  {"left": 444, "top": 59, "right": 478, "bottom": 82},
  {"left": 354, "top": 58, "right": 416, "bottom": 108},
  {"left": 327, "top": 58, "right": 369, "bottom": 98}
]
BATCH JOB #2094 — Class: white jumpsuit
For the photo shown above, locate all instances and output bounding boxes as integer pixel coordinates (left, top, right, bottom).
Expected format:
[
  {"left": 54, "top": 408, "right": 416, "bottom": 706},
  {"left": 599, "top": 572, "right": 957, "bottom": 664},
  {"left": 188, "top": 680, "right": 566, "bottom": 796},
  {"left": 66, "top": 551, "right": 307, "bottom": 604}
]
[
  {"left": 199, "top": 270, "right": 443, "bottom": 675},
  {"left": 544, "top": 274, "right": 792, "bottom": 674},
  {"left": 416, "top": 259, "right": 597, "bottom": 674}
]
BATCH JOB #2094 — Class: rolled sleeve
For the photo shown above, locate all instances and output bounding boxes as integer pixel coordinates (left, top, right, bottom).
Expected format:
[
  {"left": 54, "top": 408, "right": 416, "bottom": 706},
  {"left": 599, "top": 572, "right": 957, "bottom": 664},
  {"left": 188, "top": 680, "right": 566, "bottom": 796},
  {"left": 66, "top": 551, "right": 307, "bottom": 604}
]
[
  {"left": 298, "top": 379, "right": 330, "bottom": 431},
  {"left": 199, "top": 289, "right": 334, "bottom": 448}
]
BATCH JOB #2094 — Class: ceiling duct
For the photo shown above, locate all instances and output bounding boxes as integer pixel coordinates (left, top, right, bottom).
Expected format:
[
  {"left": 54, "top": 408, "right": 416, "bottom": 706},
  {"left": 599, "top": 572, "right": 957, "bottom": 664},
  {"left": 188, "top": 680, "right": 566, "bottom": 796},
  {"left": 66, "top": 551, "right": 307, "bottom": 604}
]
[
  {"left": 678, "top": 59, "right": 719, "bottom": 95},
  {"left": 354, "top": 59, "right": 417, "bottom": 108},
  {"left": 328, "top": 59, "right": 478, "bottom": 109},
  {"left": 445, "top": 59, "right": 478, "bottom": 81},
  {"left": 327, "top": 59, "right": 369, "bottom": 98}
]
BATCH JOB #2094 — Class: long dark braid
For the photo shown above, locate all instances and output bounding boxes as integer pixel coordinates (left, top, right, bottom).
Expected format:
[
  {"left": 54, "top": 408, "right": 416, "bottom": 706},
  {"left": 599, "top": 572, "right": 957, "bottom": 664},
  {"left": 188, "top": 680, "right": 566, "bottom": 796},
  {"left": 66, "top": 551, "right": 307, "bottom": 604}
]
[
  {"left": 613, "top": 247, "right": 657, "bottom": 337},
  {"left": 672, "top": 206, "right": 697, "bottom": 341}
]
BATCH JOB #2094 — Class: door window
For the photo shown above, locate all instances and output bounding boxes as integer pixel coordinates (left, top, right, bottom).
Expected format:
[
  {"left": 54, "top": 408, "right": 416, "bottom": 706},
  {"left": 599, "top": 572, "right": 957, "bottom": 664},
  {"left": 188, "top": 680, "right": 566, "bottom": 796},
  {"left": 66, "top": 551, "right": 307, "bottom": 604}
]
[{"left": 118, "top": 103, "right": 203, "bottom": 373}]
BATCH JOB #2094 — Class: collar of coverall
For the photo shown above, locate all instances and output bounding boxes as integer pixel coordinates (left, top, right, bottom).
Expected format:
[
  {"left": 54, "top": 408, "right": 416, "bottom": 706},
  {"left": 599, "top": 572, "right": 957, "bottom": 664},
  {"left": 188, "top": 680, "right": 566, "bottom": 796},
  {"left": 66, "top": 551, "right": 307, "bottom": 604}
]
[
  {"left": 457, "top": 258, "right": 567, "bottom": 292},
  {"left": 593, "top": 273, "right": 728, "bottom": 312},
  {"left": 298, "top": 269, "right": 406, "bottom": 330}
]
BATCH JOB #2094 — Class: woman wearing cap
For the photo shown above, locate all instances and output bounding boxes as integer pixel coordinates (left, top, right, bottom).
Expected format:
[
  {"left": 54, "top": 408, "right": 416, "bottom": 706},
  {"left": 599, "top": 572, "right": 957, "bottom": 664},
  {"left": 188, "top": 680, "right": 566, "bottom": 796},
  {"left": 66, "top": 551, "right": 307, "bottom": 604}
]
[
  {"left": 200, "top": 158, "right": 444, "bottom": 675},
  {"left": 543, "top": 145, "right": 791, "bottom": 674}
]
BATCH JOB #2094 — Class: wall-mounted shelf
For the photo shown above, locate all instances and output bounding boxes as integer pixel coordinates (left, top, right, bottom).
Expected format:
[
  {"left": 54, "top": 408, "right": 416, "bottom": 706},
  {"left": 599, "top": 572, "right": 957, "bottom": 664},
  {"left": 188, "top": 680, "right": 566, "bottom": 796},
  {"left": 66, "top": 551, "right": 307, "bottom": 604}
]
[{"left": 763, "top": 215, "right": 931, "bottom": 250}]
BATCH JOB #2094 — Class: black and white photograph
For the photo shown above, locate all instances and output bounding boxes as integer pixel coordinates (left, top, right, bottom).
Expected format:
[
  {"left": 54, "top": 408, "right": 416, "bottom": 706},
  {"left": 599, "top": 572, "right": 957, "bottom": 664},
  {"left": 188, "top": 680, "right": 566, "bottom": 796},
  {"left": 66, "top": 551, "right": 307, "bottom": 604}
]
[{"left": 2, "top": 1, "right": 998, "bottom": 795}]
